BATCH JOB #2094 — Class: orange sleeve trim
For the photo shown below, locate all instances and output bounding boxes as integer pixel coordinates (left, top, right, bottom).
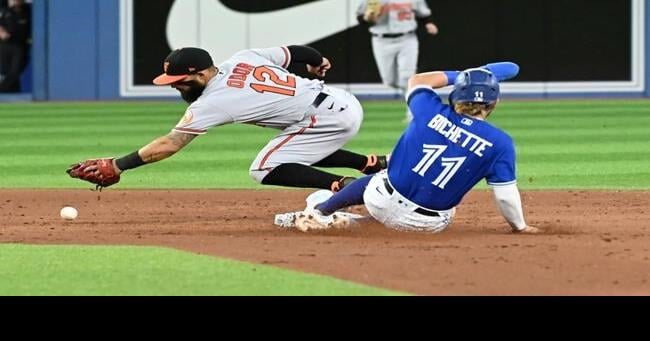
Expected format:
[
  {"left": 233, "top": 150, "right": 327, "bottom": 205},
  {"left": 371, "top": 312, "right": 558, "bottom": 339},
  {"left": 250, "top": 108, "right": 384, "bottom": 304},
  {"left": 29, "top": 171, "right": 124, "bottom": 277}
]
[
  {"left": 173, "top": 127, "right": 207, "bottom": 135},
  {"left": 281, "top": 46, "right": 291, "bottom": 69}
]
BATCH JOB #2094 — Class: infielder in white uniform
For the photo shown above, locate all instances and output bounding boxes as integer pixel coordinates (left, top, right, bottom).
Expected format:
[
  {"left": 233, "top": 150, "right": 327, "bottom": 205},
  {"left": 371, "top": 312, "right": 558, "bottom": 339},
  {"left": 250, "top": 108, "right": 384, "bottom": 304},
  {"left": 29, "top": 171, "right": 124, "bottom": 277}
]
[
  {"left": 357, "top": 0, "right": 439, "bottom": 121},
  {"left": 88, "top": 46, "right": 387, "bottom": 191}
]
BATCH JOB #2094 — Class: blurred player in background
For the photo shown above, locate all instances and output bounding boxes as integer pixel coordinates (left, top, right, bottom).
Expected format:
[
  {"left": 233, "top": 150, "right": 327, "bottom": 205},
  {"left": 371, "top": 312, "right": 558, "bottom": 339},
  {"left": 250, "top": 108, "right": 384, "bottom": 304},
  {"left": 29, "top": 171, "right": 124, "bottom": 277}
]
[
  {"left": 0, "top": 0, "right": 31, "bottom": 92},
  {"left": 278, "top": 62, "right": 540, "bottom": 234},
  {"left": 357, "top": 0, "right": 439, "bottom": 121},
  {"left": 67, "top": 45, "right": 387, "bottom": 192}
]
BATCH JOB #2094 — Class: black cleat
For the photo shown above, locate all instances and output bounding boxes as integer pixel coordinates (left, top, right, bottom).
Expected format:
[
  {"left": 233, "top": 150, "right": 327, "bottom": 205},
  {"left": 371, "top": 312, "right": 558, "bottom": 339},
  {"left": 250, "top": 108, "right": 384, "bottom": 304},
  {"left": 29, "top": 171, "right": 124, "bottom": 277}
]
[
  {"left": 361, "top": 154, "right": 388, "bottom": 175},
  {"left": 331, "top": 176, "right": 357, "bottom": 192}
]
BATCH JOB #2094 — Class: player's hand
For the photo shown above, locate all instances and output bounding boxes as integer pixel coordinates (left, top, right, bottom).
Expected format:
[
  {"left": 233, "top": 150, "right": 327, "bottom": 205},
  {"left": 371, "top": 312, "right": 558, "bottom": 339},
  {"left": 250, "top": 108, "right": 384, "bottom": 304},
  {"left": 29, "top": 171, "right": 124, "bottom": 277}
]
[
  {"left": 364, "top": 11, "right": 380, "bottom": 23},
  {"left": 364, "top": 0, "right": 382, "bottom": 22},
  {"left": 425, "top": 23, "right": 439, "bottom": 36},
  {"left": 307, "top": 57, "right": 331, "bottom": 78},
  {"left": 513, "top": 225, "right": 541, "bottom": 234}
]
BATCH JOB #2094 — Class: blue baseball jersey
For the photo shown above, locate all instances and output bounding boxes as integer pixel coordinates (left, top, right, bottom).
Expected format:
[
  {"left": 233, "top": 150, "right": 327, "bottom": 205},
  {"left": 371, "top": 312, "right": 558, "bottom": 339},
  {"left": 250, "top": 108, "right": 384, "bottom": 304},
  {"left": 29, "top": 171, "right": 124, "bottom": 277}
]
[{"left": 387, "top": 86, "right": 517, "bottom": 210}]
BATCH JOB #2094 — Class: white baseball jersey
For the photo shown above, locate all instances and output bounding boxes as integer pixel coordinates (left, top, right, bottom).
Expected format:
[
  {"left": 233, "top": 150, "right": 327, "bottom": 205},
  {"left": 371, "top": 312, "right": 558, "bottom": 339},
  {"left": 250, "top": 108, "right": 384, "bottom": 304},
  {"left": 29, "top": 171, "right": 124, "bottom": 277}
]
[
  {"left": 357, "top": 0, "right": 432, "bottom": 35},
  {"left": 173, "top": 47, "right": 326, "bottom": 134}
]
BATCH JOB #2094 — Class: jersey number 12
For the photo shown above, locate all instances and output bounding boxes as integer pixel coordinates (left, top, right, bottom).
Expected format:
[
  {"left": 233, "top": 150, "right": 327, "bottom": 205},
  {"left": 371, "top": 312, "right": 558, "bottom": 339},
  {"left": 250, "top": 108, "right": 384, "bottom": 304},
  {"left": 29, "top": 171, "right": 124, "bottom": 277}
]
[
  {"left": 412, "top": 144, "right": 466, "bottom": 189},
  {"left": 250, "top": 66, "right": 296, "bottom": 96}
]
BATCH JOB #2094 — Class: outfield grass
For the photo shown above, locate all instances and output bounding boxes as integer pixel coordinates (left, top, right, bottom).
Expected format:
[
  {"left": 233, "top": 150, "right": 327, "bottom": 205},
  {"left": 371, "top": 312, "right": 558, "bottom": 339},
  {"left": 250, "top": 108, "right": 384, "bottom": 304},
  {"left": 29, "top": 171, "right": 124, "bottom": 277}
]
[
  {"left": 1, "top": 99, "right": 649, "bottom": 189},
  {"left": 0, "top": 244, "right": 405, "bottom": 295}
]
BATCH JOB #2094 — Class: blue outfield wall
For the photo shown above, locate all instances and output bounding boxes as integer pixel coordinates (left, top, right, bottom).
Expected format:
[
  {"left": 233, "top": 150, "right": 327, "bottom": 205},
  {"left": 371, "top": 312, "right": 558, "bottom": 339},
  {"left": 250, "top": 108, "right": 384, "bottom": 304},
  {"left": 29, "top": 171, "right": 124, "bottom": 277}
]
[
  {"left": 32, "top": 0, "right": 119, "bottom": 101},
  {"left": 646, "top": 0, "right": 650, "bottom": 97},
  {"left": 29, "top": 0, "right": 650, "bottom": 101}
]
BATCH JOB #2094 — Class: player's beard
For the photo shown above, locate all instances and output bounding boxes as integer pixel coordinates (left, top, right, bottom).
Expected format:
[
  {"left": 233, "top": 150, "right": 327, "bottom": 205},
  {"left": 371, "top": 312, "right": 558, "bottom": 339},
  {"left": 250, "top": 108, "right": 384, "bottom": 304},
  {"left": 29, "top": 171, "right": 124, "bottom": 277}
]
[{"left": 178, "top": 81, "right": 206, "bottom": 104}]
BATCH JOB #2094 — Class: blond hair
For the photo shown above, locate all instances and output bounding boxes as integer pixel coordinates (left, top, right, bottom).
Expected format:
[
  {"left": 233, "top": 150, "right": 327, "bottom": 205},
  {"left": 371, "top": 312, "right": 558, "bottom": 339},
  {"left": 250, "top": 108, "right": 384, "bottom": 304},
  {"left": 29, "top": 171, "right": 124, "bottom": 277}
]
[{"left": 453, "top": 102, "right": 496, "bottom": 118}]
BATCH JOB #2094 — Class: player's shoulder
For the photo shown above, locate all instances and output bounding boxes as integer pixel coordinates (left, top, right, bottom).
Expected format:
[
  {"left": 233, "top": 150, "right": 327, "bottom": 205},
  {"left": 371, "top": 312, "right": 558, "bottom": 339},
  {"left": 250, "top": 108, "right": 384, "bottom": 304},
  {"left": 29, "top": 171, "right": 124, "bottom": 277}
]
[
  {"left": 229, "top": 49, "right": 263, "bottom": 63},
  {"left": 489, "top": 122, "right": 513, "bottom": 140},
  {"left": 187, "top": 85, "right": 222, "bottom": 113},
  {"left": 481, "top": 122, "right": 515, "bottom": 149}
]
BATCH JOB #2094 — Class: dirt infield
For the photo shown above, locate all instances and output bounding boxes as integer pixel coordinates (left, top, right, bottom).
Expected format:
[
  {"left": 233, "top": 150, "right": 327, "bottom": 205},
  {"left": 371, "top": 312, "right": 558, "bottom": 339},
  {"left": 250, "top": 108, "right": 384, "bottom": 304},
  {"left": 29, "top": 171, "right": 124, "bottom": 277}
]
[{"left": 1, "top": 189, "right": 649, "bottom": 295}]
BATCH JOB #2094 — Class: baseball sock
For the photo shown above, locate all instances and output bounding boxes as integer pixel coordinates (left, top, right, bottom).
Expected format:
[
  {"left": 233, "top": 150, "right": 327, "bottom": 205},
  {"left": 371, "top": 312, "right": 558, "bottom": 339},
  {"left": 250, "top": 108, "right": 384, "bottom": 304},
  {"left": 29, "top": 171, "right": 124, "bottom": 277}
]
[
  {"left": 314, "top": 150, "right": 386, "bottom": 174},
  {"left": 313, "top": 149, "right": 367, "bottom": 169},
  {"left": 262, "top": 163, "right": 344, "bottom": 190},
  {"left": 316, "top": 175, "right": 373, "bottom": 215}
]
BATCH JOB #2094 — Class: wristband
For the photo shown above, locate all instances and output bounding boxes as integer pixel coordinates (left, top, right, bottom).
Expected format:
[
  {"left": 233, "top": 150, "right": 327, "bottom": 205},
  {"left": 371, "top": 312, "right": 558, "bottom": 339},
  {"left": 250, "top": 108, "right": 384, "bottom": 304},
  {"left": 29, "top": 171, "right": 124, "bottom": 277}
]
[
  {"left": 444, "top": 71, "right": 460, "bottom": 85},
  {"left": 115, "top": 151, "right": 145, "bottom": 171}
]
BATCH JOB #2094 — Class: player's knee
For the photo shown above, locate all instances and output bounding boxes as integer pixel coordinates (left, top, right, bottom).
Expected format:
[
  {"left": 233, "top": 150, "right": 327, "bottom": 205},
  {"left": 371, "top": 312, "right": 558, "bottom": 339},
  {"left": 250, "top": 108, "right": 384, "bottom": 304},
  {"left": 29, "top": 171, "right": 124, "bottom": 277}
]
[
  {"left": 249, "top": 168, "right": 268, "bottom": 184},
  {"left": 340, "top": 113, "right": 362, "bottom": 137}
]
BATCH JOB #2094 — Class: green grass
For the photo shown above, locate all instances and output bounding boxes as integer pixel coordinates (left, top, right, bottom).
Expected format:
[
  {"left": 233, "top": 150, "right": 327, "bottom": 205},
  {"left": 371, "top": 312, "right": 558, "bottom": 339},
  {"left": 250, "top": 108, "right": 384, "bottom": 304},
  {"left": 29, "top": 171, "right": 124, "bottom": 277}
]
[
  {"left": 2, "top": 99, "right": 650, "bottom": 189},
  {"left": 0, "top": 244, "right": 405, "bottom": 295}
]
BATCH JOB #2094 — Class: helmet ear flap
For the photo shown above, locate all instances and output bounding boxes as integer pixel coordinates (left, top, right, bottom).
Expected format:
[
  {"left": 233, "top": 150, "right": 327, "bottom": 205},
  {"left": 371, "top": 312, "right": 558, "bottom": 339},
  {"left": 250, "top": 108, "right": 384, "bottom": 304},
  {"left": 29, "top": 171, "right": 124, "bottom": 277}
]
[{"left": 449, "top": 89, "right": 457, "bottom": 105}]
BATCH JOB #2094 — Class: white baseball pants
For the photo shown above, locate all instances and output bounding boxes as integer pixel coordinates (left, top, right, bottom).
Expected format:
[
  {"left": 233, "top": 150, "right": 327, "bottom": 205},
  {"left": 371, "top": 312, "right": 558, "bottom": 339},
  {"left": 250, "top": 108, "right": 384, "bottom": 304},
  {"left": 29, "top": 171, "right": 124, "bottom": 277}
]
[
  {"left": 363, "top": 171, "right": 456, "bottom": 233},
  {"left": 371, "top": 33, "right": 419, "bottom": 90},
  {"left": 249, "top": 86, "right": 364, "bottom": 182}
]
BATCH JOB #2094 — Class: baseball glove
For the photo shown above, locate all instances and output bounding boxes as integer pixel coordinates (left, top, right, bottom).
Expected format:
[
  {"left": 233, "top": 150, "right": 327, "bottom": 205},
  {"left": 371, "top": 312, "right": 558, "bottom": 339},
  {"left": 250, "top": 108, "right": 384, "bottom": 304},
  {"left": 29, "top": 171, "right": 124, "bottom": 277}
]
[
  {"left": 66, "top": 158, "right": 120, "bottom": 189},
  {"left": 366, "top": 0, "right": 382, "bottom": 17}
]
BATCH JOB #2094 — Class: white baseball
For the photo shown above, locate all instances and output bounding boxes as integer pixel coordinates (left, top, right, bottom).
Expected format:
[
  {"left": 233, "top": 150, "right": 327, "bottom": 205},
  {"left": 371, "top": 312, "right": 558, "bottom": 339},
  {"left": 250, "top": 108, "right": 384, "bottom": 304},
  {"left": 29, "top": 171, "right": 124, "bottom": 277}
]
[{"left": 60, "top": 206, "right": 78, "bottom": 220}]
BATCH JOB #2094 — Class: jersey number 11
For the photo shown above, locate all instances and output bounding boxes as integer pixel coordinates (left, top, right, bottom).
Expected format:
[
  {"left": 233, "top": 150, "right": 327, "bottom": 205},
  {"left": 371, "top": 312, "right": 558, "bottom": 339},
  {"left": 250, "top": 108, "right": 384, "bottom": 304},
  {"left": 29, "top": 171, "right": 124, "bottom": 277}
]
[{"left": 412, "top": 144, "right": 466, "bottom": 189}]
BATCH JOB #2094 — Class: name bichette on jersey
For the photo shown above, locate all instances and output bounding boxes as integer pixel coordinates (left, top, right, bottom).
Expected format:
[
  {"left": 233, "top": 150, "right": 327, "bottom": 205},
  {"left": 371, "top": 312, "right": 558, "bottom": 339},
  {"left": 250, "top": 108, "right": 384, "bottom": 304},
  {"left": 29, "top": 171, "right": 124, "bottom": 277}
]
[{"left": 426, "top": 114, "right": 493, "bottom": 157}]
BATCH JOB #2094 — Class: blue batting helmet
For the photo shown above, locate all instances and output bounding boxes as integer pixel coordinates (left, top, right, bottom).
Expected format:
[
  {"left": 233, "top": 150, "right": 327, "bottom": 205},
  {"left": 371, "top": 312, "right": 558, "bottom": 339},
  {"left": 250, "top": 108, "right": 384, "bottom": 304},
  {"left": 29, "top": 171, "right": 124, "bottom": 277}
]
[{"left": 449, "top": 68, "right": 500, "bottom": 105}]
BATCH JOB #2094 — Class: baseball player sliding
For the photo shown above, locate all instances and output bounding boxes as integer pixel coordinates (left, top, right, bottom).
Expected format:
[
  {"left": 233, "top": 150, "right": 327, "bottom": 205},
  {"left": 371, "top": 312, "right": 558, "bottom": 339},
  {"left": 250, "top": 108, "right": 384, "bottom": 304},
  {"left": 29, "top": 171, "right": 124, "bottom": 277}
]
[
  {"left": 279, "top": 62, "right": 540, "bottom": 234},
  {"left": 358, "top": 0, "right": 439, "bottom": 121},
  {"left": 66, "top": 46, "right": 387, "bottom": 191}
]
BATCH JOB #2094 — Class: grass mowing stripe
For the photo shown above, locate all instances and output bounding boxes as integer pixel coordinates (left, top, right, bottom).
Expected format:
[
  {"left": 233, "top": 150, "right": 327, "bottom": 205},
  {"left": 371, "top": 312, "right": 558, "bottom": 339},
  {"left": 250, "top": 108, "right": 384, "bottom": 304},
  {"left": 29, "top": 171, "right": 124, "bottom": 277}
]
[
  {"left": 5, "top": 148, "right": 647, "bottom": 167},
  {"left": 520, "top": 142, "right": 650, "bottom": 154},
  {"left": 0, "top": 244, "right": 406, "bottom": 295},
  {"left": 1, "top": 100, "right": 649, "bottom": 189}
]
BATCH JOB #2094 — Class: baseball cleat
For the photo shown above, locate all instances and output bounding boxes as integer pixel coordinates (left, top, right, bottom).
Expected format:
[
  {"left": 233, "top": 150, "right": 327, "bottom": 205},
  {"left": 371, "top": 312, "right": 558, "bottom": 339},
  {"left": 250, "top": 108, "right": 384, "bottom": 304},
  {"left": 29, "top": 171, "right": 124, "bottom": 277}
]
[
  {"left": 274, "top": 212, "right": 298, "bottom": 229},
  {"left": 294, "top": 210, "right": 352, "bottom": 232},
  {"left": 305, "top": 189, "right": 334, "bottom": 211},
  {"left": 274, "top": 211, "right": 364, "bottom": 231},
  {"left": 330, "top": 177, "right": 356, "bottom": 192},
  {"left": 361, "top": 154, "right": 388, "bottom": 175}
]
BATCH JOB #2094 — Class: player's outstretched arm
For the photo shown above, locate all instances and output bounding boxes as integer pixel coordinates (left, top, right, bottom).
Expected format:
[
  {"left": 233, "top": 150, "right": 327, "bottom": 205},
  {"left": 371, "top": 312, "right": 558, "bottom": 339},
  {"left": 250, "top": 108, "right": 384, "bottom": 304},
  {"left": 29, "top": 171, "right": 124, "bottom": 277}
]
[
  {"left": 407, "top": 71, "right": 450, "bottom": 92},
  {"left": 408, "top": 62, "right": 520, "bottom": 93},
  {"left": 491, "top": 183, "right": 539, "bottom": 234},
  {"left": 113, "top": 131, "right": 197, "bottom": 174},
  {"left": 66, "top": 128, "right": 197, "bottom": 188}
]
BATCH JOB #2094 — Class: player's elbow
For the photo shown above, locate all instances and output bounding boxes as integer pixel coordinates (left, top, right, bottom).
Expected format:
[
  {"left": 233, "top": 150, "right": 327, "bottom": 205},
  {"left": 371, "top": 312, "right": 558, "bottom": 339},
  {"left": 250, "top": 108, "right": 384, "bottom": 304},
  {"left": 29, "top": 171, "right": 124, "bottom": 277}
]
[
  {"left": 407, "top": 73, "right": 432, "bottom": 90},
  {"left": 407, "top": 74, "right": 420, "bottom": 89}
]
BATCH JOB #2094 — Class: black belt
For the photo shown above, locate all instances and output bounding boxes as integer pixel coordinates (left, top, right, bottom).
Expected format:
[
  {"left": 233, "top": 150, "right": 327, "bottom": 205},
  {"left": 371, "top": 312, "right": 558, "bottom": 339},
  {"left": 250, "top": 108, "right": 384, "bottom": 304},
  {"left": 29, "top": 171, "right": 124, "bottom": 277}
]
[
  {"left": 382, "top": 178, "right": 440, "bottom": 217},
  {"left": 372, "top": 30, "right": 415, "bottom": 38},
  {"left": 311, "top": 92, "right": 329, "bottom": 108}
]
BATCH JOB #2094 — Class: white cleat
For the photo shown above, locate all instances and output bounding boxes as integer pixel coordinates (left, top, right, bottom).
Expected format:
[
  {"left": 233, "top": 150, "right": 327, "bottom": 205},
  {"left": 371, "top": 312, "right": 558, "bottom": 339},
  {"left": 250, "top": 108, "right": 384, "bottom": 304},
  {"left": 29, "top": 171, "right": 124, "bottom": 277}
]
[
  {"left": 274, "top": 212, "right": 299, "bottom": 229},
  {"left": 294, "top": 210, "right": 352, "bottom": 232},
  {"left": 274, "top": 211, "right": 364, "bottom": 231},
  {"left": 305, "top": 189, "right": 334, "bottom": 211},
  {"left": 273, "top": 189, "right": 365, "bottom": 231}
]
